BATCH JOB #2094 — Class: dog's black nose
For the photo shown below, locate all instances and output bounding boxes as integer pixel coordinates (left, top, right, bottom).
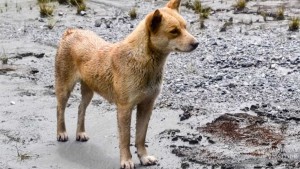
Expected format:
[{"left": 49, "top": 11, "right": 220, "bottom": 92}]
[{"left": 191, "top": 42, "right": 199, "bottom": 50}]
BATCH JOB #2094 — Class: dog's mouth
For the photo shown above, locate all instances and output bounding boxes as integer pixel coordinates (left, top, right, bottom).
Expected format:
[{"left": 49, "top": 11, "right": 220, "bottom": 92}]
[
  {"left": 175, "top": 48, "right": 183, "bottom": 52},
  {"left": 174, "top": 47, "right": 192, "bottom": 53}
]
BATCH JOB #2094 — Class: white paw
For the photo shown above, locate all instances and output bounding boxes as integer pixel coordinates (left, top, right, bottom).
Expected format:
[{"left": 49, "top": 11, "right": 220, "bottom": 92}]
[
  {"left": 57, "top": 132, "right": 68, "bottom": 142},
  {"left": 76, "top": 132, "right": 89, "bottom": 142},
  {"left": 139, "top": 155, "right": 157, "bottom": 166},
  {"left": 120, "top": 159, "right": 135, "bottom": 169}
]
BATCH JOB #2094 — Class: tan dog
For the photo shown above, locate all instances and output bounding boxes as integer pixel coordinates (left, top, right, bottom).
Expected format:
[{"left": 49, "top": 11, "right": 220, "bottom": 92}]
[{"left": 55, "top": 0, "right": 198, "bottom": 168}]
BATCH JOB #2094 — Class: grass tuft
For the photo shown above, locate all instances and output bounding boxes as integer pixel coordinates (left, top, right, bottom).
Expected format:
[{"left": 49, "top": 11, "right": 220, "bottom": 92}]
[
  {"left": 15, "top": 144, "right": 31, "bottom": 161},
  {"left": 1, "top": 49, "right": 8, "bottom": 65},
  {"left": 37, "top": 0, "right": 56, "bottom": 3},
  {"left": 70, "top": 0, "right": 84, "bottom": 6},
  {"left": 289, "top": 17, "right": 299, "bottom": 31},
  {"left": 58, "top": 0, "right": 69, "bottom": 5},
  {"left": 233, "top": 0, "right": 247, "bottom": 11},
  {"left": 193, "top": 0, "right": 202, "bottom": 13},
  {"left": 77, "top": 3, "right": 86, "bottom": 14},
  {"left": 260, "top": 11, "right": 267, "bottom": 22},
  {"left": 47, "top": 17, "right": 57, "bottom": 29},
  {"left": 69, "top": 0, "right": 86, "bottom": 14},
  {"left": 39, "top": 2, "right": 54, "bottom": 17},
  {"left": 128, "top": 8, "right": 137, "bottom": 20},
  {"left": 276, "top": 6, "right": 285, "bottom": 20},
  {"left": 200, "top": 7, "right": 210, "bottom": 19}
]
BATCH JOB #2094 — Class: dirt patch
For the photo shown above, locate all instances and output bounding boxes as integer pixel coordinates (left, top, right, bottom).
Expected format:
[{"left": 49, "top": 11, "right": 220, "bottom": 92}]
[{"left": 199, "top": 113, "right": 283, "bottom": 147}]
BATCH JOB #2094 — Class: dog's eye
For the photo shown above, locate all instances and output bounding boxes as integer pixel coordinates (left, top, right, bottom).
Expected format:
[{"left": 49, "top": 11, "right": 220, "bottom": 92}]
[{"left": 169, "top": 28, "right": 179, "bottom": 34}]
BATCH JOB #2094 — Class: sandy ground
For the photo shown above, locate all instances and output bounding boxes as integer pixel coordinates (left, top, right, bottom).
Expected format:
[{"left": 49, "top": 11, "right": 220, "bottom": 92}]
[{"left": 1, "top": 0, "right": 300, "bottom": 169}]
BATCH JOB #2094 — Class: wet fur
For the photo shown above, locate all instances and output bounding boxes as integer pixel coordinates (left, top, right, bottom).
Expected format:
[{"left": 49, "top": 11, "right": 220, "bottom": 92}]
[{"left": 55, "top": 0, "right": 198, "bottom": 168}]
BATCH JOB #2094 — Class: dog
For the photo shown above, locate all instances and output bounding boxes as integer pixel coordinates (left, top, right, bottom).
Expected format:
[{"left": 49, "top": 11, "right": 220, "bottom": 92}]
[{"left": 55, "top": 0, "right": 198, "bottom": 168}]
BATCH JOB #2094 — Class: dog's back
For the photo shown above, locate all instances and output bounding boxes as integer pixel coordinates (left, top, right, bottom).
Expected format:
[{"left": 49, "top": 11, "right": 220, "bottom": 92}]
[{"left": 55, "top": 28, "right": 115, "bottom": 102}]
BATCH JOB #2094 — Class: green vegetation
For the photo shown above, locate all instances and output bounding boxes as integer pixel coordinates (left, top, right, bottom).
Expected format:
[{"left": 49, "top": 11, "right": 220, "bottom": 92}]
[
  {"left": 47, "top": 17, "right": 57, "bottom": 29},
  {"left": 37, "top": 0, "right": 56, "bottom": 3},
  {"left": 260, "top": 11, "right": 267, "bottom": 22},
  {"left": 200, "top": 7, "right": 210, "bottom": 19},
  {"left": 58, "top": 0, "right": 69, "bottom": 4},
  {"left": 70, "top": 0, "right": 85, "bottom": 6},
  {"left": 289, "top": 17, "right": 299, "bottom": 31},
  {"left": 182, "top": 0, "right": 211, "bottom": 29},
  {"left": 76, "top": 3, "right": 86, "bottom": 14},
  {"left": 39, "top": 2, "right": 54, "bottom": 17},
  {"left": 233, "top": 0, "right": 247, "bottom": 11},
  {"left": 68, "top": 0, "right": 87, "bottom": 14},
  {"left": 1, "top": 49, "right": 8, "bottom": 65},
  {"left": 276, "top": 6, "right": 285, "bottom": 20},
  {"left": 193, "top": 0, "right": 202, "bottom": 13},
  {"left": 128, "top": 8, "right": 137, "bottom": 20}
]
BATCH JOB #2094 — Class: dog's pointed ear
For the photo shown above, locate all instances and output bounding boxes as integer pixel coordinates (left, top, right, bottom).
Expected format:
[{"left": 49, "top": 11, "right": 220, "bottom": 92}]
[
  {"left": 166, "top": 0, "right": 181, "bottom": 11},
  {"left": 146, "top": 9, "right": 162, "bottom": 33}
]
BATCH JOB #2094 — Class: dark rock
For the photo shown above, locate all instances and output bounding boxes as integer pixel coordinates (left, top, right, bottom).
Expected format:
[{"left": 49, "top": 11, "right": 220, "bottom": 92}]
[
  {"left": 180, "top": 105, "right": 193, "bottom": 121},
  {"left": 30, "top": 68, "right": 39, "bottom": 74},
  {"left": 241, "top": 107, "right": 250, "bottom": 112},
  {"left": 181, "top": 137, "right": 190, "bottom": 142},
  {"left": 250, "top": 104, "right": 259, "bottom": 111},
  {"left": 171, "top": 149, "right": 185, "bottom": 157},
  {"left": 221, "top": 165, "right": 234, "bottom": 169},
  {"left": 188, "top": 139, "right": 198, "bottom": 145},
  {"left": 172, "top": 136, "right": 179, "bottom": 141},
  {"left": 34, "top": 53, "right": 45, "bottom": 58},
  {"left": 197, "top": 135, "right": 202, "bottom": 141},
  {"left": 214, "top": 75, "right": 223, "bottom": 81},
  {"left": 240, "top": 62, "right": 253, "bottom": 67},
  {"left": 181, "top": 162, "right": 190, "bottom": 169},
  {"left": 95, "top": 19, "right": 101, "bottom": 27},
  {"left": 208, "top": 139, "right": 215, "bottom": 144},
  {"left": 286, "top": 117, "right": 300, "bottom": 122},
  {"left": 266, "top": 162, "right": 273, "bottom": 167}
]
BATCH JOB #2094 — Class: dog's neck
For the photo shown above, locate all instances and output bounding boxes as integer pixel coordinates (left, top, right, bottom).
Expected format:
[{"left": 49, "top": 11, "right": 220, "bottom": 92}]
[{"left": 123, "top": 20, "right": 170, "bottom": 64}]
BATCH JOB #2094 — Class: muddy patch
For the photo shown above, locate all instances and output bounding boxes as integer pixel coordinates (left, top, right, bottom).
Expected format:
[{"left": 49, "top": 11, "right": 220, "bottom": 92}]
[
  {"left": 199, "top": 113, "right": 283, "bottom": 147},
  {"left": 160, "top": 112, "right": 300, "bottom": 168}
]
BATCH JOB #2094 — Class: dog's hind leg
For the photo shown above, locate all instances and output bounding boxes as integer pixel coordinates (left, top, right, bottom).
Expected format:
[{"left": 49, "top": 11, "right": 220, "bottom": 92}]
[
  {"left": 76, "top": 81, "right": 93, "bottom": 142},
  {"left": 136, "top": 98, "right": 157, "bottom": 166},
  {"left": 55, "top": 76, "right": 76, "bottom": 142}
]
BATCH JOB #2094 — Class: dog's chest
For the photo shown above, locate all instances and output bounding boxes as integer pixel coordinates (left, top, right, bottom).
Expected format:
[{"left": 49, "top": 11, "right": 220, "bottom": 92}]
[{"left": 128, "top": 71, "right": 163, "bottom": 102}]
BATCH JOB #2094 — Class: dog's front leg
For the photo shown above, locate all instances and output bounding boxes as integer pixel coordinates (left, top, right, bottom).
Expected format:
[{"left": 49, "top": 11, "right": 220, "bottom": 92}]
[
  {"left": 136, "top": 98, "right": 157, "bottom": 166},
  {"left": 117, "top": 104, "right": 134, "bottom": 169}
]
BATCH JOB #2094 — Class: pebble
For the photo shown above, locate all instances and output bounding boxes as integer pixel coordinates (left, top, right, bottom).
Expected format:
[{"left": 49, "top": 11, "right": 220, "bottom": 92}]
[
  {"left": 181, "top": 162, "right": 190, "bottom": 169},
  {"left": 80, "top": 11, "right": 86, "bottom": 16},
  {"left": 95, "top": 19, "right": 101, "bottom": 27},
  {"left": 188, "top": 139, "right": 199, "bottom": 145}
]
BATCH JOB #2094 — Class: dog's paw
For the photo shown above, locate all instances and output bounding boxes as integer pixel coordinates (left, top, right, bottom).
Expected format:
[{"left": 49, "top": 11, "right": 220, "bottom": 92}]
[
  {"left": 139, "top": 155, "right": 157, "bottom": 166},
  {"left": 120, "top": 159, "right": 135, "bottom": 169},
  {"left": 76, "top": 132, "right": 89, "bottom": 142},
  {"left": 57, "top": 132, "right": 68, "bottom": 142}
]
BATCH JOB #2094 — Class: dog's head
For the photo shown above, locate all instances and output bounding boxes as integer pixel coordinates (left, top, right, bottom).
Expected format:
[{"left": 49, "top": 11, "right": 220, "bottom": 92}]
[{"left": 146, "top": 0, "right": 199, "bottom": 53}]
